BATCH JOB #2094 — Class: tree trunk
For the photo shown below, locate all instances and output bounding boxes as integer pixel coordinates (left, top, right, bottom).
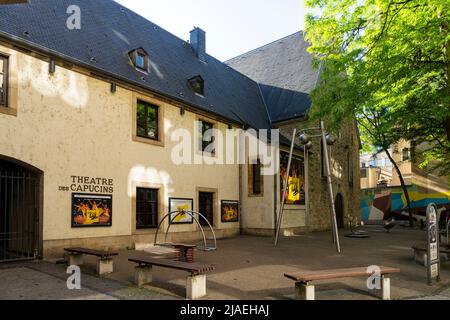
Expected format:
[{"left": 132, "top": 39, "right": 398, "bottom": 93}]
[{"left": 384, "top": 149, "right": 414, "bottom": 227}]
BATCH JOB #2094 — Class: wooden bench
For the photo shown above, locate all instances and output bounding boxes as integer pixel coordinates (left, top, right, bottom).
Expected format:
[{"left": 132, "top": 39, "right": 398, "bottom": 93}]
[
  {"left": 128, "top": 257, "right": 215, "bottom": 300},
  {"left": 412, "top": 244, "right": 450, "bottom": 266},
  {"left": 285, "top": 266, "right": 400, "bottom": 300},
  {"left": 64, "top": 248, "right": 118, "bottom": 276}
]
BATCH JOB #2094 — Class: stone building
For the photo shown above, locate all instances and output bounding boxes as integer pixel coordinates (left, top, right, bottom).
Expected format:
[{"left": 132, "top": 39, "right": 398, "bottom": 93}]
[{"left": 0, "top": 0, "right": 360, "bottom": 261}]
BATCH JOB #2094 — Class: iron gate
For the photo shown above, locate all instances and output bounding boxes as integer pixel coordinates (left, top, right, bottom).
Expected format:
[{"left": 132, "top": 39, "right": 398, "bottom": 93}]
[{"left": 0, "top": 166, "right": 39, "bottom": 262}]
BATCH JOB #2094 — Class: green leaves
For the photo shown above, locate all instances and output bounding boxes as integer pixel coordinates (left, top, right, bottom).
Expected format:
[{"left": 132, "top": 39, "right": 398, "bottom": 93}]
[{"left": 305, "top": 0, "right": 450, "bottom": 174}]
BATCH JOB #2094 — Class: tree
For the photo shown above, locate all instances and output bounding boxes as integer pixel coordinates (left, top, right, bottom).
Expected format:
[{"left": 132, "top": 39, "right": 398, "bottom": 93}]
[{"left": 304, "top": 0, "right": 450, "bottom": 226}]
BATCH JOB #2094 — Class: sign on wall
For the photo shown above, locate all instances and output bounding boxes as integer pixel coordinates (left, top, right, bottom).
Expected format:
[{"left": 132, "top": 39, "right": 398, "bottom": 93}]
[
  {"left": 221, "top": 200, "right": 239, "bottom": 223},
  {"left": 426, "top": 203, "right": 440, "bottom": 285},
  {"left": 72, "top": 193, "right": 112, "bottom": 228},
  {"left": 280, "top": 152, "right": 306, "bottom": 205},
  {"left": 169, "top": 198, "right": 194, "bottom": 224}
]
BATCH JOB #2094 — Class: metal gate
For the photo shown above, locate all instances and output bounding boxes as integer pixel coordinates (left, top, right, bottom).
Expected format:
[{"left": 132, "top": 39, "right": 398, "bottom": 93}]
[{"left": 0, "top": 163, "right": 39, "bottom": 262}]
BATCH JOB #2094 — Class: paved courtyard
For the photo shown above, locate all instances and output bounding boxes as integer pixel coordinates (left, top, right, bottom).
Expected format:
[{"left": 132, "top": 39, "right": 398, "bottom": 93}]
[{"left": 0, "top": 226, "right": 449, "bottom": 300}]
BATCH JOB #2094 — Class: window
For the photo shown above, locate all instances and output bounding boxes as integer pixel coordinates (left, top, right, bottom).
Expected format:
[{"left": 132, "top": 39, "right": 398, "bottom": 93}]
[
  {"left": 136, "top": 100, "right": 159, "bottom": 140},
  {"left": 369, "top": 159, "right": 375, "bottom": 167},
  {"left": 136, "top": 188, "right": 158, "bottom": 229},
  {"left": 402, "top": 148, "right": 410, "bottom": 161},
  {"left": 136, "top": 52, "right": 146, "bottom": 69},
  {"left": 360, "top": 168, "right": 368, "bottom": 178},
  {"left": 348, "top": 152, "right": 354, "bottom": 187},
  {"left": 280, "top": 152, "right": 305, "bottom": 205},
  {"left": 188, "top": 76, "right": 204, "bottom": 95},
  {"left": 199, "top": 120, "right": 214, "bottom": 153},
  {"left": 199, "top": 192, "right": 214, "bottom": 226},
  {"left": 252, "top": 160, "right": 262, "bottom": 195},
  {"left": 0, "top": 55, "right": 8, "bottom": 107},
  {"left": 129, "top": 48, "right": 149, "bottom": 72}
]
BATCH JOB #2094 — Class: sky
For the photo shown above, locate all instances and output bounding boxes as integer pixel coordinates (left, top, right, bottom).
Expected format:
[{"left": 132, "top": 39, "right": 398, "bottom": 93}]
[{"left": 114, "top": 0, "right": 306, "bottom": 62}]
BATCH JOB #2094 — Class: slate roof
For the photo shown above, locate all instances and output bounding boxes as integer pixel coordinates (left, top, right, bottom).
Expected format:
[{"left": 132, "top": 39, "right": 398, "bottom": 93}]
[
  {"left": 0, "top": 1, "right": 318, "bottom": 130},
  {"left": 0, "top": 0, "right": 271, "bottom": 129},
  {"left": 226, "top": 32, "right": 320, "bottom": 123}
]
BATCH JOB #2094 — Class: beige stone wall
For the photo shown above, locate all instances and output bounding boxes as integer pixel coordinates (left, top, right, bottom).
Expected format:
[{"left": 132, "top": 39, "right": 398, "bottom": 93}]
[{"left": 0, "top": 44, "right": 240, "bottom": 255}]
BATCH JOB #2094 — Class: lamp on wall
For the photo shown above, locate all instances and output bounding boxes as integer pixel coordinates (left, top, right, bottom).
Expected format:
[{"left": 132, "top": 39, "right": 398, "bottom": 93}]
[
  {"left": 180, "top": 107, "right": 185, "bottom": 116},
  {"left": 110, "top": 82, "right": 117, "bottom": 94}
]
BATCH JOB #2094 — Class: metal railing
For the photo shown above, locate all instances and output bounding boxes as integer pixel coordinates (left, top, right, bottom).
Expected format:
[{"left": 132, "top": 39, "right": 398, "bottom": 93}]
[{"left": 0, "top": 170, "right": 39, "bottom": 263}]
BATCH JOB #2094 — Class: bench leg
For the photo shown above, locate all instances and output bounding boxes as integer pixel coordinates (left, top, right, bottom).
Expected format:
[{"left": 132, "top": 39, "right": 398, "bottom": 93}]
[
  {"left": 97, "top": 258, "right": 113, "bottom": 276},
  {"left": 134, "top": 266, "right": 153, "bottom": 287},
  {"left": 295, "top": 282, "right": 315, "bottom": 300},
  {"left": 67, "top": 253, "right": 83, "bottom": 266},
  {"left": 186, "top": 274, "right": 206, "bottom": 300},
  {"left": 368, "top": 276, "right": 391, "bottom": 300}
]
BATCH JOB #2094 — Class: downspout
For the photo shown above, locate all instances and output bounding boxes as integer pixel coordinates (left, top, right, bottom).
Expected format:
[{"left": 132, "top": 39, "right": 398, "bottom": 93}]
[{"left": 274, "top": 147, "right": 278, "bottom": 236}]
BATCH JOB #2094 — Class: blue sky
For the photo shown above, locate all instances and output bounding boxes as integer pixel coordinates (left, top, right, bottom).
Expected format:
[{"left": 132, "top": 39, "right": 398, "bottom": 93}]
[{"left": 114, "top": 0, "right": 306, "bottom": 61}]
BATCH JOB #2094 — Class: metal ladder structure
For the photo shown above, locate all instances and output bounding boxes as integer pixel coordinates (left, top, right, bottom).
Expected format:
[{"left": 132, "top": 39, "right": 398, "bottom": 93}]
[{"left": 274, "top": 120, "right": 341, "bottom": 253}]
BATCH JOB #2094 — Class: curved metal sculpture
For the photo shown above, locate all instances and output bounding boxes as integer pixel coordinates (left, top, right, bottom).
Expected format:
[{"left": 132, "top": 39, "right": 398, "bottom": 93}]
[{"left": 153, "top": 210, "right": 217, "bottom": 252}]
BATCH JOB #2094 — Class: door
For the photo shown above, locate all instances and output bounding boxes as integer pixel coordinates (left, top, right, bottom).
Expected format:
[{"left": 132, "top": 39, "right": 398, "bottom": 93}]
[
  {"left": 199, "top": 192, "right": 214, "bottom": 227},
  {"left": 0, "top": 158, "right": 40, "bottom": 262},
  {"left": 335, "top": 193, "right": 344, "bottom": 229}
]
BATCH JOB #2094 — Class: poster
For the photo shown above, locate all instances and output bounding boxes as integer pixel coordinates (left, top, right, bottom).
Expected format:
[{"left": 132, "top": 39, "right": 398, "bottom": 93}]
[
  {"left": 221, "top": 200, "right": 239, "bottom": 223},
  {"left": 280, "top": 152, "right": 306, "bottom": 205},
  {"left": 169, "top": 198, "right": 194, "bottom": 224},
  {"left": 72, "top": 193, "right": 112, "bottom": 227}
]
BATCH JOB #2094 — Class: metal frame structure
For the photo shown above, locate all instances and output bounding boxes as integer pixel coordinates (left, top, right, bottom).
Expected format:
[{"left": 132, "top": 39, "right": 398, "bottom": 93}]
[
  {"left": 274, "top": 120, "right": 341, "bottom": 253},
  {"left": 153, "top": 210, "right": 217, "bottom": 252},
  {"left": 0, "top": 169, "right": 40, "bottom": 263}
]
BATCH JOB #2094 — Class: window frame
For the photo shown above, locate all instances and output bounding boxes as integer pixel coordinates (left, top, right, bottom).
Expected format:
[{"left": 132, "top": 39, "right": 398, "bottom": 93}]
[
  {"left": 0, "top": 54, "right": 9, "bottom": 108},
  {"left": 198, "top": 119, "right": 215, "bottom": 155},
  {"left": 129, "top": 48, "right": 149, "bottom": 73},
  {"left": 135, "top": 187, "right": 158, "bottom": 229},
  {"left": 402, "top": 148, "right": 410, "bottom": 162},
  {"left": 252, "top": 160, "right": 262, "bottom": 194},
  {"left": 136, "top": 99, "right": 159, "bottom": 141},
  {"left": 280, "top": 151, "right": 306, "bottom": 206},
  {"left": 188, "top": 76, "right": 204, "bottom": 96}
]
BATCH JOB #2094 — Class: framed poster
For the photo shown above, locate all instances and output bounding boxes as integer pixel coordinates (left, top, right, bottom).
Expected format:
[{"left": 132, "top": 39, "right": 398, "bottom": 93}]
[
  {"left": 72, "top": 193, "right": 112, "bottom": 228},
  {"left": 169, "top": 198, "right": 194, "bottom": 224},
  {"left": 221, "top": 200, "right": 239, "bottom": 223},
  {"left": 280, "top": 152, "right": 306, "bottom": 205}
]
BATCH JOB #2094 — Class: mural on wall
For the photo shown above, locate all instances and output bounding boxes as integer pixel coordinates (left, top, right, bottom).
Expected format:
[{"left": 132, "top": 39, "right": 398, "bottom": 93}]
[
  {"left": 221, "top": 200, "right": 239, "bottom": 223},
  {"left": 169, "top": 198, "right": 194, "bottom": 224},
  {"left": 72, "top": 194, "right": 112, "bottom": 227},
  {"left": 361, "top": 184, "right": 450, "bottom": 222},
  {"left": 280, "top": 152, "right": 306, "bottom": 205}
]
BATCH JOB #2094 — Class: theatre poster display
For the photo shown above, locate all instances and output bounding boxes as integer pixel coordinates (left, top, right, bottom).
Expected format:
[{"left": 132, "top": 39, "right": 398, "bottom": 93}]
[
  {"left": 72, "top": 193, "right": 112, "bottom": 227},
  {"left": 221, "top": 200, "right": 239, "bottom": 222}
]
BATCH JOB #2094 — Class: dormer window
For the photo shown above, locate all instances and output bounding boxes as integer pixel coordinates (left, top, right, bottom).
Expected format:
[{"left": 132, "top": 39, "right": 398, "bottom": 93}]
[
  {"left": 129, "top": 48, "right": 149, "bottom": 72},
  {"left": 188, "top": 75, "right": 204, "bottom": 96}
]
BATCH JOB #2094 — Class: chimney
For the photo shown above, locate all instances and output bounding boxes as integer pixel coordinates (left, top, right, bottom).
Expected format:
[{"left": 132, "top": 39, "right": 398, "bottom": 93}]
[{"left": 190, "top": 27, "right": 206, "bottom": 62}]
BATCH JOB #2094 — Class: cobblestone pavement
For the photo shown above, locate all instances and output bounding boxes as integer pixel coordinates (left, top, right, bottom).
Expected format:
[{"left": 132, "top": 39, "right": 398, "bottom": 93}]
[
  {"left": 0, "top": 261, "right": 176, "bottom": 300},
  {"left": 0, "top": 227, "right": 449, "bottom": 300}
]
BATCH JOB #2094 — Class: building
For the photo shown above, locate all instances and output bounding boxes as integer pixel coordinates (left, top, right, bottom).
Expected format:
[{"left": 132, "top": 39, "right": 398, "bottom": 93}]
[
  {"left": 360, "top": 150, "right": 394, "bottom": 188},
  {"left": 360, "top": 141, "right": 450, "bottom": 222},
  {"left": 0, "top": 0, "right": 360, "bottom": 261}
]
